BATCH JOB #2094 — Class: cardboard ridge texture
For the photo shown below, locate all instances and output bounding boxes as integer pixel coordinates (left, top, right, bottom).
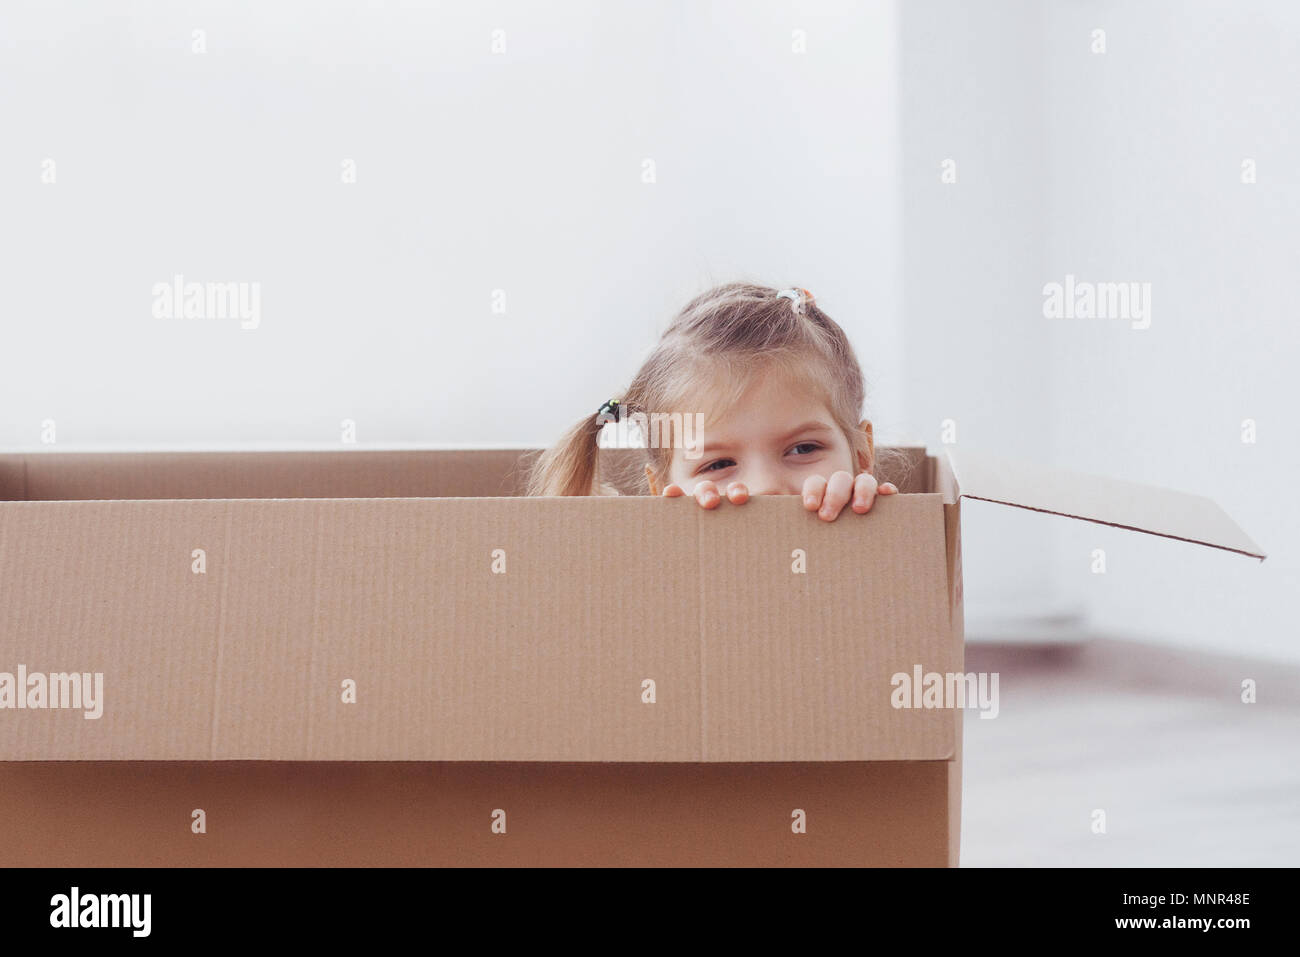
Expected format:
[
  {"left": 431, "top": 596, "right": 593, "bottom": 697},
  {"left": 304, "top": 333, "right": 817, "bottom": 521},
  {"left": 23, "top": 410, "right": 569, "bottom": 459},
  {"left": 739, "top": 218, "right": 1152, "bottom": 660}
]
[{"left": 0, "top": 446, "right": 1263, "bottom": 866}]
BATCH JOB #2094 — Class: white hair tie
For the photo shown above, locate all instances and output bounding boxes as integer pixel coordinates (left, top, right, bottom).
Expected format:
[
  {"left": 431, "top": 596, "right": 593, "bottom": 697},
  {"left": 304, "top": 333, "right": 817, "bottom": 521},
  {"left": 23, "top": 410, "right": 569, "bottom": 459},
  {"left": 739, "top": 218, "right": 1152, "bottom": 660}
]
[{"left": 776, "top": 287, "right": 814, "bottom": 304}]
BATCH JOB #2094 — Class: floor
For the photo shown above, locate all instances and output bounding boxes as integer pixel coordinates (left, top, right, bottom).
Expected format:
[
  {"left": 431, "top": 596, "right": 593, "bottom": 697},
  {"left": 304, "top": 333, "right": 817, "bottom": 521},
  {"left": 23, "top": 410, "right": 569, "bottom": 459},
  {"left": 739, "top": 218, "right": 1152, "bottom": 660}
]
[{"left": 959, "top": 637, "right": 1300, "bottom": 866}]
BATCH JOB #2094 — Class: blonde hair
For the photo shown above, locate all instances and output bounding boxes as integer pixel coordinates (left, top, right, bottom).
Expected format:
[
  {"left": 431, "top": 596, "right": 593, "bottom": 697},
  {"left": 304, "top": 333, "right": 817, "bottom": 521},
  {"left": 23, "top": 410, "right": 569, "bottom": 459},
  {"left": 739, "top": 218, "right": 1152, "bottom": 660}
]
[{"left": 527, "top": 281, "right": 896, "bottom": 497}]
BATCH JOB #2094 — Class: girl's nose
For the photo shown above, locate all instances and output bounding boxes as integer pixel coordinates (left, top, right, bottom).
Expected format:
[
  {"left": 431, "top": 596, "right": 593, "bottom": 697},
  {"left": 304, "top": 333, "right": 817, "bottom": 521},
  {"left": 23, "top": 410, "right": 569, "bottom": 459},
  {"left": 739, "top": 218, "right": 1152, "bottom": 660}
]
[{"left": 744, "top": 470, "right": 797, "bottom": 497}]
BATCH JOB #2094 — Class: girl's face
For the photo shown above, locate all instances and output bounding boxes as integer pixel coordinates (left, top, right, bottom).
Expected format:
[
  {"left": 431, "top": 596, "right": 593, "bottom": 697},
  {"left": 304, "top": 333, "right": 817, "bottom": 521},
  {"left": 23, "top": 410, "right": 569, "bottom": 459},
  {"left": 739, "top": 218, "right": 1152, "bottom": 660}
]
[{"left": 661, "top": 368, "right": 866, "bottom": 496}]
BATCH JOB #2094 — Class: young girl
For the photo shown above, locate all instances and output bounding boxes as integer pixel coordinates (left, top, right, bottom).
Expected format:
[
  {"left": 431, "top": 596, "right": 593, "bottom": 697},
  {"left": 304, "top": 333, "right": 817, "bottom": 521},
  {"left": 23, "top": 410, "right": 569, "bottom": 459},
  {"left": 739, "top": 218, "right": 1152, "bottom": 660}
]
[{"left": 526, "top": 281, "right": 901, "bottom": 521}]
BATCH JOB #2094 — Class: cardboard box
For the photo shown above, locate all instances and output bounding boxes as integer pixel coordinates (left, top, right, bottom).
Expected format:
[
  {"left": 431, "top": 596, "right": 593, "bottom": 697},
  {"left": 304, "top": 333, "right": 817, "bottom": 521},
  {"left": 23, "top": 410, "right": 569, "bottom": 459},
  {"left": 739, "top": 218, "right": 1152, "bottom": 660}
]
[{"left": 0, "top": 446, "right": 1264, "bottom": 866}]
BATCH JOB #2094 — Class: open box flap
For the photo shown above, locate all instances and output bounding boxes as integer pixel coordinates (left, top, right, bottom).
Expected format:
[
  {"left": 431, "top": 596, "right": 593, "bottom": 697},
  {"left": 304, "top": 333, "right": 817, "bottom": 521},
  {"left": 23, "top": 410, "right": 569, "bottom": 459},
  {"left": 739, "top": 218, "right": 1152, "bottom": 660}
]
[{"left": 944, "top": 447, "right": 1266, "bottom": 560}]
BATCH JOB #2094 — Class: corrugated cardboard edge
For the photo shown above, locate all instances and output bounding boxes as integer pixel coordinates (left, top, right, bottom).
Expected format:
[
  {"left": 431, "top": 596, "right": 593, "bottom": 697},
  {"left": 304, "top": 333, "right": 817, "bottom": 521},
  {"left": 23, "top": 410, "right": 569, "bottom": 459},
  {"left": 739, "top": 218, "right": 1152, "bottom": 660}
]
[{"left": 934, "top": 452, "right": 964, "bottom": 867}]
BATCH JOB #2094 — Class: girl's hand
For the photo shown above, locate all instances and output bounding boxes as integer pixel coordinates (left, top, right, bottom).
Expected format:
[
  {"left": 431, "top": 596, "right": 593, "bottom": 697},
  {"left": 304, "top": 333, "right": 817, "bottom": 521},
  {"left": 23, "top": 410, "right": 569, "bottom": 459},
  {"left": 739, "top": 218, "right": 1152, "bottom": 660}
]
[
  {"left": 802, "top": 471, "right": 897, "bottom": 521},
  {"left": 660, "top": 472, "right": 898, "bottom": 520},
  {"left": 659, "top": 478, "right": 740, "bottom": 509}
]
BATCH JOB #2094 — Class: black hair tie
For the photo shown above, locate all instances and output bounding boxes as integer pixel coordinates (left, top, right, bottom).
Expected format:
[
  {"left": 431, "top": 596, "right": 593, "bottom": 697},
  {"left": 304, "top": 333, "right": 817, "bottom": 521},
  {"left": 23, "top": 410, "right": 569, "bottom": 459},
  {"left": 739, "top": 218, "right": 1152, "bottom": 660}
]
[{"left": 596, "top": 398, "right": 622, "bottom": 422}]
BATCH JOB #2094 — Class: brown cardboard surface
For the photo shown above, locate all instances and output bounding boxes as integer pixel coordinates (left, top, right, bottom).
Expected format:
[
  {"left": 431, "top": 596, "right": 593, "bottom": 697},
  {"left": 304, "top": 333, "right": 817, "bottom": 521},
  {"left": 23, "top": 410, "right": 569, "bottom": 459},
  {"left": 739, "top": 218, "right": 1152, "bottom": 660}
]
[
  {"left": 0, "top": 457, "right": 24, "bottom": 502},
  {"left": 945, "top": 447, "right": 1266, "bottom": 559},
  {"left": 0, "top": 494, "right": 956, "bottom": 762},
  {"left": 1, "top": 449, "right": 535, "bottom": 502},
  {"left": 0, "top": 761, "right": 953, "bottom": 867}
]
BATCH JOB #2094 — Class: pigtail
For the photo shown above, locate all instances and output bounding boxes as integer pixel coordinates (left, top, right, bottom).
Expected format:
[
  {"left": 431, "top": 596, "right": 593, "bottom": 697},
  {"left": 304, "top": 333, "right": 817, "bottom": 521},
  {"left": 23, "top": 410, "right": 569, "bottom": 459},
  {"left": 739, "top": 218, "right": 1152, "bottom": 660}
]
[{"left": 525, "top": 410, "right": 607, "bottom": 496}]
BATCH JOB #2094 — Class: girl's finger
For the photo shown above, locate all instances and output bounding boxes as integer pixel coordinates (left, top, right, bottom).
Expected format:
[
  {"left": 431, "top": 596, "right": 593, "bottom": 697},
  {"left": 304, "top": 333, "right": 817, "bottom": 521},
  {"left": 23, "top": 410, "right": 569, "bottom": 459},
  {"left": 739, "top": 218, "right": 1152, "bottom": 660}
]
[
  {"left": 819, "top": 470, "right": 855, "bottom": 521},
  {"left": 726, "top": 481, "right": 749, "bottom": 504},
  {"left": 851, "top": 472, "right": 880, "bottom": 513},
  {"left": 879, "top": 482, "right": 898, "bottom": 494},
  {"left": 662, "top": 483, "right": 685, "bottom": 497},
  {"left": 693, "top": 480, "right": 722, "bottom": 509},
  {"left": 802, "top": 474, "right": 828, "bottom": 511}
]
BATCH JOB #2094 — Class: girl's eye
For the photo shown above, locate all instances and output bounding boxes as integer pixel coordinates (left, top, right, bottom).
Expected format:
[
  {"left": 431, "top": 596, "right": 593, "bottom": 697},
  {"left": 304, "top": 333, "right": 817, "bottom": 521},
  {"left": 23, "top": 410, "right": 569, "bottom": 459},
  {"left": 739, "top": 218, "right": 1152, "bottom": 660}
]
[
  {"left": 788, "top": 442, "right": 823, "bottom": 456},
  {"left": 699, "top": 458, "right": 736, "bottom": 474}
]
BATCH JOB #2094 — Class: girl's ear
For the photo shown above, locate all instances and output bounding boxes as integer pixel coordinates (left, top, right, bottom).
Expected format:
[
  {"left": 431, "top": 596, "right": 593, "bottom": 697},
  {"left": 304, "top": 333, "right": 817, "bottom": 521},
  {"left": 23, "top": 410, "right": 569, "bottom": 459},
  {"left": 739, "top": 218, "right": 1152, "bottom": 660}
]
[
  {"left": 855, "top": 419, "right": 876, "bottom": 474},
  {"left": 645, "top": 464, "right": 662, "bottom": 497}
]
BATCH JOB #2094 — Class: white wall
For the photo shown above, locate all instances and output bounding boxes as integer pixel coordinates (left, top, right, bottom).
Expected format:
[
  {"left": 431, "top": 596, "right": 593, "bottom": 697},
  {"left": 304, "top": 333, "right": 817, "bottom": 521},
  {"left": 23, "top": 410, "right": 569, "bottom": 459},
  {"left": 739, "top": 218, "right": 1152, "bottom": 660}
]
[
  {"left": 900, "top": 0, "right": 1297, "bottom": 663},
  {"left": 0, "top": 1, "right": 904, "bottom": 453},
  {"left": 900, "top": 1, "right": 1064, "bottom": 636},
  {"left": 1042, "top": 0, "right": 1300, "bottom": 664}
]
